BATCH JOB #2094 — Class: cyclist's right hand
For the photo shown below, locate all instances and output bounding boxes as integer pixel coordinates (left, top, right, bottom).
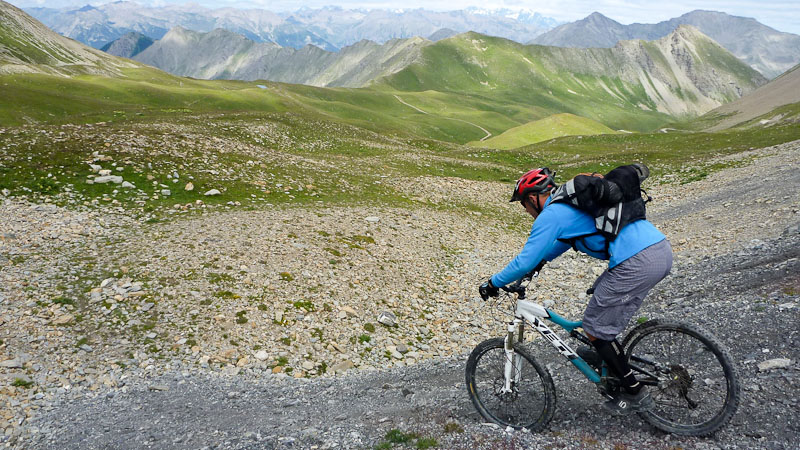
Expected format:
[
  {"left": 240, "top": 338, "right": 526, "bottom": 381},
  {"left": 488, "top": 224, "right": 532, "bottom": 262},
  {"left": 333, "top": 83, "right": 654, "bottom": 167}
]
[{"left": 479, "top": 279, "right": 499, "bottom": 300}]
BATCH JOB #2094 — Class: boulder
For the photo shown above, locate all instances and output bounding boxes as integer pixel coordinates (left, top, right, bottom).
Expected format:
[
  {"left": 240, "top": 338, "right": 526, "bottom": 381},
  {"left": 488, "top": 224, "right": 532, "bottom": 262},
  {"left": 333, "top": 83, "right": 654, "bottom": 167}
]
[
  {"left": 94, "top": 175, "right": 123, "bottom": 184},
  {"left": 757, "top": 358, "right": 792, "bottom": 371},
  {"left": 377, "top": 311, "right": 397, "bottom": 327}
]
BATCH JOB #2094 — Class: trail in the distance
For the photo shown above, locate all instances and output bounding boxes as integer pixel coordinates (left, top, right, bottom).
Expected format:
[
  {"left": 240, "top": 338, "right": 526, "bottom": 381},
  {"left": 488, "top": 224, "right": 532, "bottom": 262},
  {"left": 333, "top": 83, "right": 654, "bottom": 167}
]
[{"left": 394, "top": 94, "right": 492, "bottom": 141}]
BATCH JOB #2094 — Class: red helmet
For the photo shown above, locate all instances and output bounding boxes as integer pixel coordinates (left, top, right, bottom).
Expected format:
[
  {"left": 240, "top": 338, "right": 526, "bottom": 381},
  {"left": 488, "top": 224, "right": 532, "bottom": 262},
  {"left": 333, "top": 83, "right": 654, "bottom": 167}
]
[{"left": 510, "top": 168, "right": 557, "bottom": 202}]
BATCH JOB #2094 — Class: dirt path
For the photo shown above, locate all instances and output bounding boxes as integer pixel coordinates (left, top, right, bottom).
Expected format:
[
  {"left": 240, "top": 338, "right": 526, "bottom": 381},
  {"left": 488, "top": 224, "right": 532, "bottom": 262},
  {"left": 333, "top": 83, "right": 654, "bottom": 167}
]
[{"left": 394, "top": 94, "right": 493, "bottom": 141}]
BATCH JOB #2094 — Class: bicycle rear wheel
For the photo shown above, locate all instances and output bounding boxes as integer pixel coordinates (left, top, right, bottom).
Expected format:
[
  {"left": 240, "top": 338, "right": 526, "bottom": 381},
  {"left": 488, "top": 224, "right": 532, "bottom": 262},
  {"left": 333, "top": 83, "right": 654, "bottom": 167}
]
[
  {"left": 465, "top": 337, "right": 556, "bottom": 431},
  {"left": 623, "top": 319, "right": 740, "bottom": 436}
]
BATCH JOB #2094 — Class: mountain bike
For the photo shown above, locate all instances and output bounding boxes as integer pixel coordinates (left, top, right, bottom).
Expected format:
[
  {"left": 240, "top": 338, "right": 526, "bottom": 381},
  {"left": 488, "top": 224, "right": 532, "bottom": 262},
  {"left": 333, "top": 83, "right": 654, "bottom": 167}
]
[{"left": 465, "top": 272, "right": 740, "bottom": 436}]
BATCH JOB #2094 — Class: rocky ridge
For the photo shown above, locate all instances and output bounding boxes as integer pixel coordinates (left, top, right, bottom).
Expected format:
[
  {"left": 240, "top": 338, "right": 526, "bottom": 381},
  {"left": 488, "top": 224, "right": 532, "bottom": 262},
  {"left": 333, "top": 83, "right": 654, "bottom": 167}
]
[
  {"left": 99, "top": 31, "right": 153, "bottom": 59},
  {"left": 532, "top": 10, "right": 800, "bottom": 79}
]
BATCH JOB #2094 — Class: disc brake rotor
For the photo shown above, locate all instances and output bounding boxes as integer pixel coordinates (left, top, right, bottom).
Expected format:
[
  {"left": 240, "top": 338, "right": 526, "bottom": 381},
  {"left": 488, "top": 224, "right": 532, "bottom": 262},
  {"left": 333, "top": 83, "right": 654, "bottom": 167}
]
[{"left": 493, "top": 377, "right": 519, "bottom": 403}]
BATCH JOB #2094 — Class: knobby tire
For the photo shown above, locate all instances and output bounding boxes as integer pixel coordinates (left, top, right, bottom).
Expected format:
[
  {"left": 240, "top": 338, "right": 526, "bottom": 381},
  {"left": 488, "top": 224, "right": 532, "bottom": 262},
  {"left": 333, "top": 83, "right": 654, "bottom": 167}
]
[
  {"left": 623, "top": 319, "right": 740, "bottom": 436},
  {"left": 465, "top": 338, "right": 556, "bottom": 431}
]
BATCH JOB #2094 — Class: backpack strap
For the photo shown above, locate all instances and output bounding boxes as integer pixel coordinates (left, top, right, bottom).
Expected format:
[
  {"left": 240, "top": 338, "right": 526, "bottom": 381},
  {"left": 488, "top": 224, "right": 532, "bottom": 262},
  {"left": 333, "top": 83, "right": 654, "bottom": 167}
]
[{"left": 558, "top": 232, "right": 611, "bottom": 260}]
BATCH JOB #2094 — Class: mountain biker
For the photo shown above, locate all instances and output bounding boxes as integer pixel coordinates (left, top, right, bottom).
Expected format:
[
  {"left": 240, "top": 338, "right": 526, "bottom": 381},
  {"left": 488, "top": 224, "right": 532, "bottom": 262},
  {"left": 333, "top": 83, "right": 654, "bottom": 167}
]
[{"left": 479, "top": 167, "right": 673, "bottom": 415}]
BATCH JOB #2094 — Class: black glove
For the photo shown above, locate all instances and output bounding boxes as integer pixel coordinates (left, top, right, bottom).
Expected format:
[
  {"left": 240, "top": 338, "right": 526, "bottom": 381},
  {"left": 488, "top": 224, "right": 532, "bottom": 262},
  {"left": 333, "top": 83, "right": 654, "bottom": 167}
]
[
  {"left": 524, "top": 260, "right": 546, "bottom": 280},
  {"left": 479, "top": 279, "right": 499, "bottom": 300}
]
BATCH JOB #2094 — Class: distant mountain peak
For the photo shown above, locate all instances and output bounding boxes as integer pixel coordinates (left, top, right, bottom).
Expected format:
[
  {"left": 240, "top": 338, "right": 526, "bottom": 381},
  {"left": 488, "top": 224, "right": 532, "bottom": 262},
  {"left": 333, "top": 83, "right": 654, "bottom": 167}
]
[
  {"left": 533, "top": 10, "right": 800, "bottom": 79},
  {"left": 583, "top": 11, "right": 620, "bottom": 25},
  {"left": 100, "top": 31, "right": 154, "bottom": 58},
  {"left": 428, "top": 28, "right": 458, "bottom": 42}
]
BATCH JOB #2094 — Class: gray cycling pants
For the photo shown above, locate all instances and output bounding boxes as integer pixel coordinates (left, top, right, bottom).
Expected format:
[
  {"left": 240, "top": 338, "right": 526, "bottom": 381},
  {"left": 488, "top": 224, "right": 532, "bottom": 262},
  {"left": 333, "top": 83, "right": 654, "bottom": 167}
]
[{"left": 582, "top": 239, "right": 673, "bottom": 340}]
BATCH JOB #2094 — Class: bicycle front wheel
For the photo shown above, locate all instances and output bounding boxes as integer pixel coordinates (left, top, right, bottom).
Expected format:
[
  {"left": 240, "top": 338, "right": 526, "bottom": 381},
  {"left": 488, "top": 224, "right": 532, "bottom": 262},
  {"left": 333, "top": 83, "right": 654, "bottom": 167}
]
[
  {"left": 623, "top": 319, "right": 740, "bottom": 436},
  {"left": 465, "top": 337, "right": 556, "bottom": 431}
]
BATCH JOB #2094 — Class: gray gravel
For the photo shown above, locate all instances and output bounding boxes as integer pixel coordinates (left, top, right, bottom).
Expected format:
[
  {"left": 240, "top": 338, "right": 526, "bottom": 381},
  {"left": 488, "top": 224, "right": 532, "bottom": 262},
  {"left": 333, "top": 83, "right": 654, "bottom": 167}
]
[
  {"left": 6, "top": 141, "right": 800, "bottom": 449},
  {"left": 19, "top": 230, "right": 800, "bottom": 450}
]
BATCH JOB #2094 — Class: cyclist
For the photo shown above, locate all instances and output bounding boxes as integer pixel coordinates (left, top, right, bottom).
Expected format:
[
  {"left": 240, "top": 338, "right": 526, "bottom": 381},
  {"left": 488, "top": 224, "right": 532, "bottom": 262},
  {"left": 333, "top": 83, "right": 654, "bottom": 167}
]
[{"left": 479, "top": 167, "right": 673, "bottom": 415}]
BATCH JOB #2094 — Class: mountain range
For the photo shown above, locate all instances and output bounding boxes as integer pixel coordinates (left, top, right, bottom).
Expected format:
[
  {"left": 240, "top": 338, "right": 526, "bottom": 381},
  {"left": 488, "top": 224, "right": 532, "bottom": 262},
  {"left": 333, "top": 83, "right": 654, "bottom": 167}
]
[
  {"left": 117, "top": 22, "right": 766, "bottom": 120},
  {"left": 24, "top": 3, "right": 557, "bottom": 52},
  {"left": 379, "top": 28, "right": 766, "bottom": 119},
  {"left": 133, "top": 27, "right": 430, "bottom": 88},
  {"left": 25, "top": 4, "right": 800, "bottom": 83},
  {"left": 1, "top": 0, "right": 792, "bottom": 143},
  {"left": 533, "top": 10, "right": 800, "bottom": 79}
]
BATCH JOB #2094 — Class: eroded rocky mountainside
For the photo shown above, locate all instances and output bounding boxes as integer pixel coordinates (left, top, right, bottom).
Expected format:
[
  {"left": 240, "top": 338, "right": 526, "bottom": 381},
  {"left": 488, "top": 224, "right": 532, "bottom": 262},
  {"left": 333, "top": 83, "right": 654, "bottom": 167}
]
[
  {"left": 380, "top": 27, "right": 766, "bottom": 117},
  {"left": 703, "top": 63, "right": 800, "bottom": 131},
  {"left": 99, "top": 31, "right": 153, "bottom": 59},
  {"left": 533, "top": 10, "right": 800, "bottom": 79},
  {"left": 132, "top": 26, "right": 430, "bottom": 87},
  {"left": 0, "top": 0, "right": 138, "bottom": 76}
]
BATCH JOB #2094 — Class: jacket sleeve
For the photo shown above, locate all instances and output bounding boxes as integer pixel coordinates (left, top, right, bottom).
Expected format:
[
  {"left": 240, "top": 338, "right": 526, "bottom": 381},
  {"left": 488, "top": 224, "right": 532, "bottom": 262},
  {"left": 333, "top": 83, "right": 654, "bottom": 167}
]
[{"left": 490, "top": 209, "right": 567, "bottom": 287}]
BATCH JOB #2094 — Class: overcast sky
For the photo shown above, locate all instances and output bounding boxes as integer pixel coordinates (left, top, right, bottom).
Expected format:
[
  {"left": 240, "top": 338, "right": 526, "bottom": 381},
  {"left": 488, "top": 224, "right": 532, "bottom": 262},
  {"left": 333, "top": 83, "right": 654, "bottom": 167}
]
[{"left": 10, "top": 0, "right": 800, "bottom": 34}]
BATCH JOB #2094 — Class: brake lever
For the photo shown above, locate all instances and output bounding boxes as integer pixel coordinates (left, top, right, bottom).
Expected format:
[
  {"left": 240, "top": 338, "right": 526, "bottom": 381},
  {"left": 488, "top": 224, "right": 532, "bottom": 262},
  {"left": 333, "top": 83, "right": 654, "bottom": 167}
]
[{"left": 501, "top": 282, "right": 527, "bottom": 299}]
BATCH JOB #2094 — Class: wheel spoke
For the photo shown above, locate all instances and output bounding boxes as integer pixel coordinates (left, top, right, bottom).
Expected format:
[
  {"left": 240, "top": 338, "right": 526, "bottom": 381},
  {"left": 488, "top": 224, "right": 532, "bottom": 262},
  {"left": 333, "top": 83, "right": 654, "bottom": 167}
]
[
  {"left": 625, "top": 321, "right": 739, "bottom": 436},
  {"left": 466, "top": 339, "right": 555, "bottom": 431}
]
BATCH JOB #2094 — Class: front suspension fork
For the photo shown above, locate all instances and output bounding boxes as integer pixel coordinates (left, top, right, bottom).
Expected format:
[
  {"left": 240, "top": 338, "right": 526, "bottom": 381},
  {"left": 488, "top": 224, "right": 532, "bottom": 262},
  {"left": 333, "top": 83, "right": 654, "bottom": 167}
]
[{"left": 502, "top": 317, "right": 525, "bottom": 392}]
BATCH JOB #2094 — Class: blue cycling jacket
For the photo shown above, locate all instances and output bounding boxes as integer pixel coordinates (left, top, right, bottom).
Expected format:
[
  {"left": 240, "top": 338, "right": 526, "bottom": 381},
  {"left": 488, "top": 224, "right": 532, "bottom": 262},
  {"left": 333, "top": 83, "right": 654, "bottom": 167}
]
[{"left": 490, "top": 197, "right": 666, "bottom": 287}]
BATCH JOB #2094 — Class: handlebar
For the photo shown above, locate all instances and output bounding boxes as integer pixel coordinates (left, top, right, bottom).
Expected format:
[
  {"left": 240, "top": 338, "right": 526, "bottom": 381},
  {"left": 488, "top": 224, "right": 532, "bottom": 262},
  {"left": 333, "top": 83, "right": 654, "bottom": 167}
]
[{"left": 499, "top": 267, "right": 541, "bottom": 299}]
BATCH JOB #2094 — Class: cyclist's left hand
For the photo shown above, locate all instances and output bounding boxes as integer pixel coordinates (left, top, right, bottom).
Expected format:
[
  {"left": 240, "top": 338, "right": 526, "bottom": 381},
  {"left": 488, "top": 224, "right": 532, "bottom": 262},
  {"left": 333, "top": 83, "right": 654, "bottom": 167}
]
[{"left": 479, "top": 279, "right": 499, "bottom": 300}]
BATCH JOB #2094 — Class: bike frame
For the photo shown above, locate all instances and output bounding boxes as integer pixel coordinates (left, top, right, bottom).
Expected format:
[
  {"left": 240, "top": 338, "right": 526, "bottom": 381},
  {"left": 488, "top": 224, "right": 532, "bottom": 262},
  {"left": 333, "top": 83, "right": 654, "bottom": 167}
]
[{"left": 502, "top": 298, "right": 603, "bottom": 394}]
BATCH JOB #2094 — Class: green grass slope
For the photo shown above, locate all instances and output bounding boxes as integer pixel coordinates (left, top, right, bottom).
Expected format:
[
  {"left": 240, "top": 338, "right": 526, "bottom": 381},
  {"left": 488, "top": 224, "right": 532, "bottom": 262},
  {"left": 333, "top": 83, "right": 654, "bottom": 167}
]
[
  {"left": 470, "top": 113, "right": 621, "bottom": 149},
  {"left": 0, "top": 68, "right": 510, "bottom": 144},
  {"left": 375, "top": 33, "right": 668, "bottom": 132},
  {"left": 0, "top": 69, "right": 289, "bottom": 125}
]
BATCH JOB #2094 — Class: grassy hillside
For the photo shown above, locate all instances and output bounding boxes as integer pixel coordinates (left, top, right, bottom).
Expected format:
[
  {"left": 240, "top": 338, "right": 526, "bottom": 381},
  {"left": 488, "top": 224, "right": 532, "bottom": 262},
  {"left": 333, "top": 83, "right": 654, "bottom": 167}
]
[
  {"left": 0, "top": 68, "right": 514, "bottom": 143},
  {"left": 470, "top": 113, "right": 620, "bottom": 149},
  {"left": 2, "top": 95, "right": 798, "bottom": 224},
  {"left": 376, "top": 33, "right": 669, "bottom": 132},
  {"left": 2, "top": 3, "right": 763, "bottom": 144},
  {"left": 0, "top": 69, "right": 289, "bottom": 125},
  {"left": 375, "top": 30, "right": 763, "bottom": 130}
]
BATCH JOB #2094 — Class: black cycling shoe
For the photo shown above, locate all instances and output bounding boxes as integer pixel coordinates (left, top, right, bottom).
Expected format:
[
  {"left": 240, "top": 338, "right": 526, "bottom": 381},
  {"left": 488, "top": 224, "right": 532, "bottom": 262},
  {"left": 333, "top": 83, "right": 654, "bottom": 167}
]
[
  {"left": 577, "top": 345, "right": 602, "bottom": 368},
  {"left": 603, "top": 388, "right": 655, "bottom": 416}
]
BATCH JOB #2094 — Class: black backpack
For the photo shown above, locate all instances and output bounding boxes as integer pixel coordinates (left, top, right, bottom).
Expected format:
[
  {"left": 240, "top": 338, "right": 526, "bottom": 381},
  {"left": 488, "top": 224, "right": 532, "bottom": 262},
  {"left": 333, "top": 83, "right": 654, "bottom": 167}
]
[{"left": 550, "top": 164, "right": 652, "bottom": 254}]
